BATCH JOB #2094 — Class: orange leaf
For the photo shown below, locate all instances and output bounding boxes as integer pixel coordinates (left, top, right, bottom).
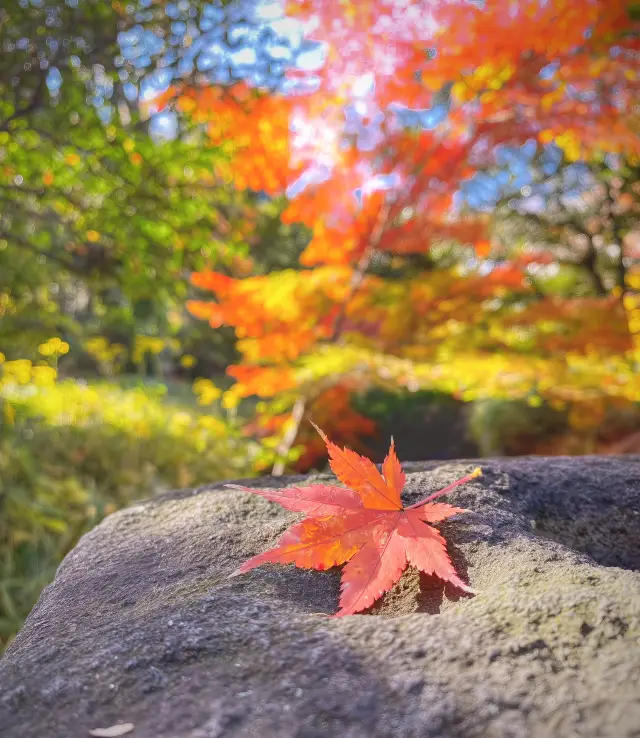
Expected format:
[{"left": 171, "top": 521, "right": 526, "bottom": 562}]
[
  {"left": 190, "top": 271, "right": 234, "bottom": 294},
  {"left": 231, "top": 426, "right": 481, "bottom": 616},
  {"left": 311, "top": 421, "right": 402, "bottom": 511},
  {"left": 185, "top": 300, "right": 224, "bottom": 327},
  {"left": 382, "top": 437, "right": 406, "bottom": 501},
  {"left": 474, "top": 240, "right": 492, "bottom": 258}
]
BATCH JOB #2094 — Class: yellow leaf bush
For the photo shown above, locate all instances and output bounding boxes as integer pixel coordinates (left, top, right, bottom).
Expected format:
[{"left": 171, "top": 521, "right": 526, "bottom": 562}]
[{"left": 0, "top": 363, "right": 258, "bottom": 650}]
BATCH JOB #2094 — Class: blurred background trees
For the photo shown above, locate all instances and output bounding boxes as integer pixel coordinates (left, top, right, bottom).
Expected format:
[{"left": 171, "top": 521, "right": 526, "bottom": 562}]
[
  {"left": 1, "top": 0, "right": 638, "bottom": 647},
  {"left": 180, "top": 0, "right": 640, "bottom": 468}
]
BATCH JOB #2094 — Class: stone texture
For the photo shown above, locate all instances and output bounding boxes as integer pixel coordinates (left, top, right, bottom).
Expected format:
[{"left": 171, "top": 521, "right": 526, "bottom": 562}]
[{"left": 1, "top": 456, "right": 640, "bottom": 738}]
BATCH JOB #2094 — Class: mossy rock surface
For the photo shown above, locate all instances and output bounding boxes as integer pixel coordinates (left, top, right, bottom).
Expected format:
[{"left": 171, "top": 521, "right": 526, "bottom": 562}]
[{"left": 1, "top": 457, "right": 640, "bottom": 737}]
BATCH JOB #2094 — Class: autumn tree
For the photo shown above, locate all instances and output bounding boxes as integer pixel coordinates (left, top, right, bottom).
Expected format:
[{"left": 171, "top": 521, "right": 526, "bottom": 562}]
[
  {"left": 0, "top": 0, "right": 273, "bottom": 375},
  {"left": 174, "top": 0, "right": 640, "bottom": 470}
]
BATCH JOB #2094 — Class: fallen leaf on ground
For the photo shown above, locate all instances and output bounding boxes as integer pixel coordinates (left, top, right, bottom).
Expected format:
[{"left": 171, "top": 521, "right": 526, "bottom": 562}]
[
  {"left": 89, "top": 723, "right": 134, "bottom": 737},
  {"left": 230, "top": 423, "right": 480, "bottom": 616}
]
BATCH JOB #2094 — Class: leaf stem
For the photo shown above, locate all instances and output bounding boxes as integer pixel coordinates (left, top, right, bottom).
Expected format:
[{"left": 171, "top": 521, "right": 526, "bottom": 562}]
[{"left": 406, "top": 468, "right": 481, "bottom": 509}]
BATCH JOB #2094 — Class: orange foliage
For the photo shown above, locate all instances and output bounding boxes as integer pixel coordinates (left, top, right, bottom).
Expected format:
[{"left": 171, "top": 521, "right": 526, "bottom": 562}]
[
  {"left": 180, "top": 0, "right": 639, "bottom": 468},
  {"left": 295, "top": 385, "right": 377, "bottom": 471},
  {"left": 175, "top": 84, "right": 297, "bottom": 194}
]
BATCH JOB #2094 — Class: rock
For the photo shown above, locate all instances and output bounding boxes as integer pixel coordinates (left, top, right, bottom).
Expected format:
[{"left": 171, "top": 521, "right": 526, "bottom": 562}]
[{"left": 1, "top": 456, "right": 639, "bottom": 738}]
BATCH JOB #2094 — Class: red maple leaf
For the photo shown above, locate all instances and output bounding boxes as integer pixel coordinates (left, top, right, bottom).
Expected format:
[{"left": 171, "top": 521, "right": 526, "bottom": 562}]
[{"left": 230, "top": 423, "right": 481, "bottom": 616}]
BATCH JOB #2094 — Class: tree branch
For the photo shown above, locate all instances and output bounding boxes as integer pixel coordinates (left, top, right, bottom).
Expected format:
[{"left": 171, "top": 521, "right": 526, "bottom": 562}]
[
  {"left": 0, "top": 230, "right": 80, "bottom": 274},
  {"left": 271, "top": 202, "right": 392, "bottom": 476}
]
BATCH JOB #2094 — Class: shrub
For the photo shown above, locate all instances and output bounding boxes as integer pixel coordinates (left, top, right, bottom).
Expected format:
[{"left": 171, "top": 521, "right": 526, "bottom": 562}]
[{"left": 0, "top": 364, "right": 257, "bottom": 649}]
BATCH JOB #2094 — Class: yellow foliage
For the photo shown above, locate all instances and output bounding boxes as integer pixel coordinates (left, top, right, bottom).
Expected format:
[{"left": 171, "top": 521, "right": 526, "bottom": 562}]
[
  {"left": 180, "top": 354, "right": 197, "bottom": 368},
  {"left": 38, "top": 337, "right": 69, "bottom": 357},
  {"left": 192, "top": 377, "right": 222, "bottom": 405},
  {"left": 0, "top": 371, "right": 260, "bottom": 649}
]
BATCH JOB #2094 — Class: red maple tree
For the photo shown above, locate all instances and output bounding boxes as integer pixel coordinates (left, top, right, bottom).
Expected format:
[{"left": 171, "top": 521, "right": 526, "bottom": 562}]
[{"left": 166, "top": 0, "right": 640, "bottom": 469}]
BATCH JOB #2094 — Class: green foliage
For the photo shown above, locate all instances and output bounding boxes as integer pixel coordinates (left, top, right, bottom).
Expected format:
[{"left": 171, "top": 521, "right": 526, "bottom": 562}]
[
  {"left": 469, "top": 396, "right": 640, "bottom": 456},
  {"left": 0, "top": 81, "right": 254, "bottom": 364},
  {"left": 0, "top": 0, "right": 268, "bottom": 378},
  {"left": 0, "top": 372, "right": 257, "bottom": 650},
  {"left": 352, "top": 387, "right": 478, "bottom": 461},
  {"left": 468, "top": 398, "right": 567, "bottom": 456}
]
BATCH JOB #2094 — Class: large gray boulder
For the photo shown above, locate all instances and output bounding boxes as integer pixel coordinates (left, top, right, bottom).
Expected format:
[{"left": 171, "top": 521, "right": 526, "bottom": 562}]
[{"left": 1, "top": 456, "right": 639, "bottom": 738}]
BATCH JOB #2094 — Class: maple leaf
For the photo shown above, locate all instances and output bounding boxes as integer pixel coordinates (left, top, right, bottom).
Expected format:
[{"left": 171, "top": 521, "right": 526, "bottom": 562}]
[{"left": 230, "top": 423, "right": 481, "bottom": 616}]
